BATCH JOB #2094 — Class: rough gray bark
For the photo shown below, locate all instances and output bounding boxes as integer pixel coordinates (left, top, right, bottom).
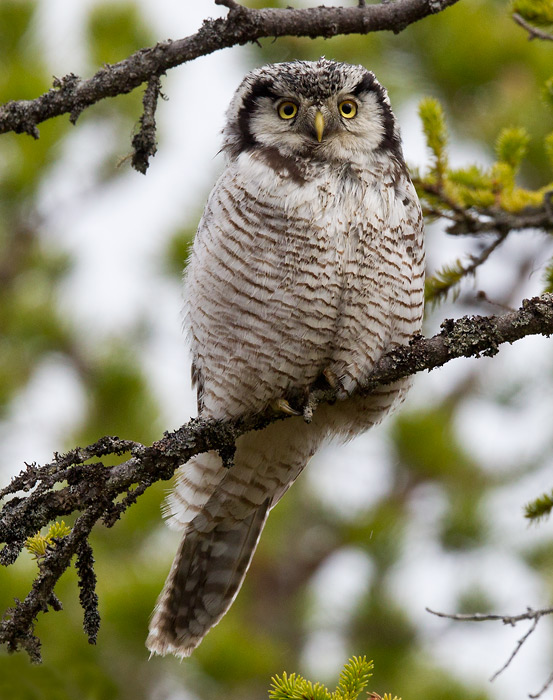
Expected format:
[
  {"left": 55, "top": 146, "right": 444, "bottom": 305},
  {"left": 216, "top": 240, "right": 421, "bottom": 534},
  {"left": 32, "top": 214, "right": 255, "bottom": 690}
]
[
  {"left": 0, "top": 0, "right": 460, "bottom": 142},
  {"left": 1, "top": 294, "right": 553, "bottom": 661}
]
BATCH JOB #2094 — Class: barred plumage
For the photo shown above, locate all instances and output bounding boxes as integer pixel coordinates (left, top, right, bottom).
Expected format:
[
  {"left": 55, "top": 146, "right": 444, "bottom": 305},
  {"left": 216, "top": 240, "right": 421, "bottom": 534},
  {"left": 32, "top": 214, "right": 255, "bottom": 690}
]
[{"left": 147, "top": 59, "right": 425, "bottom": 658}]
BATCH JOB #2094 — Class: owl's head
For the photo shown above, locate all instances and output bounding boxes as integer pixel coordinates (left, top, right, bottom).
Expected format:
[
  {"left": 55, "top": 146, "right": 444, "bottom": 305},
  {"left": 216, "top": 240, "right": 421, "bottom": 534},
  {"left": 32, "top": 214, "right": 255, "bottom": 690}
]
[{"left": 223, "top": 59, "right": 403, "bottom": 164}]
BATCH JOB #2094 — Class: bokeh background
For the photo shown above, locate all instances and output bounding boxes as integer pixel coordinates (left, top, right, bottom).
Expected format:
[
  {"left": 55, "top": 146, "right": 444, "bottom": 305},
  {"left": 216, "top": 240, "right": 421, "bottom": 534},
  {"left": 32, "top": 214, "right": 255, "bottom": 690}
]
[{"left": 1, "top": 1, "right": 553, "bottom": 698}]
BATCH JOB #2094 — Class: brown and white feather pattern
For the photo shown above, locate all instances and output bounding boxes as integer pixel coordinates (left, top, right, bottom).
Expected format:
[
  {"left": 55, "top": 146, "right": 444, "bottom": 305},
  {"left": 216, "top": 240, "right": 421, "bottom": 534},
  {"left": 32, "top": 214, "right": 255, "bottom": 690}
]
[{"left": 147, "top": 59, "right": 424, "bottom": 658}]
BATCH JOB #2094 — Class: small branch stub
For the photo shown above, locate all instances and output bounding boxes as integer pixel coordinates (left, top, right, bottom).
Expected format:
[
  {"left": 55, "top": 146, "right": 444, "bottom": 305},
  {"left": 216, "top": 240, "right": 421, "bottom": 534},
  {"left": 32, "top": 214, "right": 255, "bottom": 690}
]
[
  {"left": 131, "top": 74, "right": 163, "bottom": 174},
  {"left": 0, "top": 0, "right": 461, "bottom": 146}
]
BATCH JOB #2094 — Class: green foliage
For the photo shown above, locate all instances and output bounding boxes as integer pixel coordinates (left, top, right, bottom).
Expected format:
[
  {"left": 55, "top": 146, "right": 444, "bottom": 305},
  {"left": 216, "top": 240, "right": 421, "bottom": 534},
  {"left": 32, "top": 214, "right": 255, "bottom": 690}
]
[
  {"left": 87, "top": 3, "right": 153, "bottom": 66},
  {"left": 418, "top": 97, "right": 448, "bottom": 182},
  {"left": 416, "top": 97, "right": 552, "bottom": 218},
  {"left": 392, "top": 407, "right": 483, "bottom": 486},
  {"left": 165, "top": 224, "right": 198, "bottom": 277},
  {"left": 440, "top": 493, "right": 488, "bottom": 551},
  {"left": 542, "top": 77, "right": 553, "bottom": 109},
  {"left": 495, "top": 126, "right": 530, "bottom": 171},
  {"left": 512, "top": 0, "right": 553, "bottom": 26},
  {"left": 335, "top": 656, "right": 374, "bottom": 700},
  {"left": 25, "top": 521, "right": 72, "bottom": 560},
  {"left": 525, "top": 490, "right": 553, "bottom": 522},
  {"left": 268, "top": 657, "right": 389, "bottom": 700},
  {"left": 544, "top": 131, "right": 553, "bottom": 168},
  {"left": 425, "top": 260, "right": 465, "bottom": 306},
  {"left": 543, "top": 257, "right": 553, "bottom": 292}
]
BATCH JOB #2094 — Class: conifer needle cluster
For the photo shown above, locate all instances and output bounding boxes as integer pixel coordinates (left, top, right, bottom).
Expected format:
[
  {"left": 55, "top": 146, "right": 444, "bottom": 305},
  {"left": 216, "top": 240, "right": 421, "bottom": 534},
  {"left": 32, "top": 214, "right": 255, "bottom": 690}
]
[
  {"left": 25, "top": 521, "right": 72, "bottom": 561},
  {"left": 268, "top": 657, "right": 400, "bottom": 700},
  {"left": 415, "top": 97, "right": 553, "bottom": 305}
]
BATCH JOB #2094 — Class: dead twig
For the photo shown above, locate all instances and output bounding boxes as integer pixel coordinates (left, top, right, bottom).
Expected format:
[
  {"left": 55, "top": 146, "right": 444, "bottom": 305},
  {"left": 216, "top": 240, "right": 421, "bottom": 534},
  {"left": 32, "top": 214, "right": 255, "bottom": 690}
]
[
  {"left": 513, "top": 12, "right": 553, "bottom": 42},
  {"left": 427, "top": 606, "right": 553, "bottom": 697}
]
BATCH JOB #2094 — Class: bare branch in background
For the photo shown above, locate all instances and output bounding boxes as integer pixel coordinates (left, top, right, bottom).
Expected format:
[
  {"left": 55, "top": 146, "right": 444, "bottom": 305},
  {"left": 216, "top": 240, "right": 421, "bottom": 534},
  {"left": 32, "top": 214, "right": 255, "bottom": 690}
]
[
  {"left": 427, "top": 606, "right": 553, "bottom": 698},
  {"left": 513, "top": 12, "right": 553, "bottom": 42}
]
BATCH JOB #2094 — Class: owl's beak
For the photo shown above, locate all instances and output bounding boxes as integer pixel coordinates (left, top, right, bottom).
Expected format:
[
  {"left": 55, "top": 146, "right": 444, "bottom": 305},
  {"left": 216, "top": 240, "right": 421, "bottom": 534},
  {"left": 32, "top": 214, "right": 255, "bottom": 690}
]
[{"left": 314, "top": 111, "right": 325, "bottom": 142}]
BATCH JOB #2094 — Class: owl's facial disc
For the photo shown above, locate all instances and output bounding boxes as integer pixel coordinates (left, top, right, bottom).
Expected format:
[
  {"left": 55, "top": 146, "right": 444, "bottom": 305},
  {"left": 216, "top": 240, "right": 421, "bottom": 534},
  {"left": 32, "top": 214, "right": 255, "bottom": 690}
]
[
  {"left": 224, "top": 60, "right": 403, "bottom": 163},
  {"left": 247, "top": 89, "right": 389, "bottom": 161}
]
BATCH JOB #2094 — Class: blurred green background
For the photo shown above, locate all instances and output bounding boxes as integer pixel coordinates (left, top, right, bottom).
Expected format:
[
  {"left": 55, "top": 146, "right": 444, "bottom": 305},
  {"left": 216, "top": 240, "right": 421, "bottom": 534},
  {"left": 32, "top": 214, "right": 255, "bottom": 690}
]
[{"left": 1, "top": 1, "right": 553, "bottom": 699}]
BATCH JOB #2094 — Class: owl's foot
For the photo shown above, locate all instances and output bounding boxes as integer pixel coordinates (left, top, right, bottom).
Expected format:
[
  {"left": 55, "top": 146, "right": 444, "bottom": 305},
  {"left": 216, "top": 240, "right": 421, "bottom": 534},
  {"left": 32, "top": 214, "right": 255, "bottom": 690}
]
[{"left": 271, "top": 398, "right": 302, "bottom": 416}]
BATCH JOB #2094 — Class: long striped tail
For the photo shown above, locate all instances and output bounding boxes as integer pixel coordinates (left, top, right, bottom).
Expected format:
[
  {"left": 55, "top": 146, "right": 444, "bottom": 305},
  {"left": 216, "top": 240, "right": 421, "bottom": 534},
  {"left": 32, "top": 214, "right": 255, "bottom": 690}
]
[{"left": 146, "top": 500, "right": 269, "bottom": 658}]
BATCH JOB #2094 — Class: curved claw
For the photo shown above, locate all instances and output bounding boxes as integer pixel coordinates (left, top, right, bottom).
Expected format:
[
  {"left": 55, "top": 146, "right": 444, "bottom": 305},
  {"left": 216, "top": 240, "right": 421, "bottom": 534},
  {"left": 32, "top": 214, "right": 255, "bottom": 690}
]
[
  {"left": 322, "top": 367, "right": 340, "bottom": 389},
  {"left": 271, "top": 398, "right": 301, "bottom": 416}
]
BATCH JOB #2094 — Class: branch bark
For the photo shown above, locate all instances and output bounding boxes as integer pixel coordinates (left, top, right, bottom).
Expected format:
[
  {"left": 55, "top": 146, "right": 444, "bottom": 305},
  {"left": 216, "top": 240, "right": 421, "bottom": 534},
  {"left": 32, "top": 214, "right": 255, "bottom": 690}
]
[
  {"left": 1, "top": 294, "right": 553, "bottom": 660},
  {"left": 513, "top": 12, "right": 553, "bottom": 42},
  {"left": 0, "top": 0, "right": 460, "bottom": 140}
]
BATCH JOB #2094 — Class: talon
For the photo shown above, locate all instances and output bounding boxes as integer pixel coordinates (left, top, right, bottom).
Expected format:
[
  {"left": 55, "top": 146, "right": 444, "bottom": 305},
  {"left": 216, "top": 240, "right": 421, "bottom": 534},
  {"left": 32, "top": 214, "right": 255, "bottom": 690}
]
[
  {"left": 271, "top": 398, "right": 301, "bottom": 416},
  {"left": 323, "top": 367, "right": 340, "bottom": 389}
]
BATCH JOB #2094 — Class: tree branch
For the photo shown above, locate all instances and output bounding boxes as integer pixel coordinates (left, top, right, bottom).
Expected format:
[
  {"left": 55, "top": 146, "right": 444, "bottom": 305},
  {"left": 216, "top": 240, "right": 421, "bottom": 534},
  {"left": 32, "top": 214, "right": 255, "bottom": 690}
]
[
  {"left": 1, "top": 293, "right": 553, "bottom": 661},
  {"left": 513, "top": 12, "right": 553, "bottom": 42},
  {"left": 416, "top": 182, "right": 553, "bottom": 237},
  {"left": 0, "top": 0, "right": 460, "bottom": 143},
  {"left": 427, "top": 606, "right": 553, "bottom": 697}
]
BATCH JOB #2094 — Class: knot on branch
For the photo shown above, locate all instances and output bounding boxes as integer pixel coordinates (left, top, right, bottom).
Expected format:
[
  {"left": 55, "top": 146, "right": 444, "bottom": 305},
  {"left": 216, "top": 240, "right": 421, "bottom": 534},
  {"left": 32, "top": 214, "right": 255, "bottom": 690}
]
[
  {"left": 215, "top": 0, "right": 247, "bottom": 14},
  {"left": 52, "top": 73, "right": 81, "bottom": 92},
  {"left": 519, "top": 293, "right": 553, "bottom": 332},
  {"left": 51, "top": 73, "right": 85, "bottom": 124}
]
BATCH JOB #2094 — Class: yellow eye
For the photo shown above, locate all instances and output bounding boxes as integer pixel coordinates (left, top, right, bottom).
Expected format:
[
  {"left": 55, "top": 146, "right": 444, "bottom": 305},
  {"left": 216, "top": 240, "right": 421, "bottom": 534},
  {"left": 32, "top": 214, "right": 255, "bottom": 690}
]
[
  {"left": 278, "top": 101, "right": 298, "bottom": 120},
  {"left": 339, "top": 100, "right": 357, "bottom": 119}
]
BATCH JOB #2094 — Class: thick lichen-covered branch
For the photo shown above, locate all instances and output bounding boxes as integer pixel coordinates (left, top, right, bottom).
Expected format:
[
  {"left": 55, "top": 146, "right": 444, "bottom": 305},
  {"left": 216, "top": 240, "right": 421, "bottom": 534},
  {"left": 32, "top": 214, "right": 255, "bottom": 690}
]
[
  {"left": 1, "top": 294, "right": 552, "bottom": 661},
  {"left": 0, "top": 0, "right": 459, "bottom": 147}
]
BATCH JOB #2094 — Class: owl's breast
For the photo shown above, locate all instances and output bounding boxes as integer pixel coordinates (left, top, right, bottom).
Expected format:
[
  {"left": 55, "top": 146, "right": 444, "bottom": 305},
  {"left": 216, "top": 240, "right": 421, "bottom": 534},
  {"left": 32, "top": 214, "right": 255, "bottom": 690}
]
[{"left": 184, "top": 154, "right": 422, "bottom": 417}]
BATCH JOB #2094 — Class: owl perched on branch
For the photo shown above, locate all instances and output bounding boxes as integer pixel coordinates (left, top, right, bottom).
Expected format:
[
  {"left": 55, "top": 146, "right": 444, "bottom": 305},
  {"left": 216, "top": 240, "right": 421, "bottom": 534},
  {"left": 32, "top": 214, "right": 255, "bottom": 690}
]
[{"left": 147, "top": 59, "right": 425, "bottom": 658}]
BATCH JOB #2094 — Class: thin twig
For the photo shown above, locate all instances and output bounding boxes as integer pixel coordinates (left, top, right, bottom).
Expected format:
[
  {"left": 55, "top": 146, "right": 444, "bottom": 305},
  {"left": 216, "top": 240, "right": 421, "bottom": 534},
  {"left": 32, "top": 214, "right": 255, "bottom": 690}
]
[
  {"left": 513, "top": 12, "right": 553, "bottom": 42},
  {"left": 489, "top": 615, "right": 539, "bottom": 682},
  {"left": 215, "top": 0, "right": 243, "bottom": 9},
  {"left": 464, "top": 229, "right": 509, "bottom": 275},
  {"left": 530, "top": 670, "right": 553, "bottom": 699},
  {"left": 426, "top": 230, "right": 510, "bottom": 305},
  {"left": 427, "top": 606, "right": 553, "bottom": 695}
]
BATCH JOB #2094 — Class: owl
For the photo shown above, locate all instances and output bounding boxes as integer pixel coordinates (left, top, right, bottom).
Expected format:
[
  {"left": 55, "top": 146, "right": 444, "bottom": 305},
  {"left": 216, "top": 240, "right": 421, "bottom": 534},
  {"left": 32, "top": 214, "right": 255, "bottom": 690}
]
[{"left": 147, "top": 59, "right": 425, "bottom": 658}]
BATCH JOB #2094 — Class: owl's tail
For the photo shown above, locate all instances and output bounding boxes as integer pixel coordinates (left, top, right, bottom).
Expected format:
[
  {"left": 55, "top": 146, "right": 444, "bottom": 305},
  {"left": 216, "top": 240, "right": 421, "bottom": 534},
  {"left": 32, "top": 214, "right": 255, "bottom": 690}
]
[
  {"left": 146, "top": 414, "right": 327, "bottom": 658},
  {"left": 146, "top": 501, "right": 269, "bottom": 658}
]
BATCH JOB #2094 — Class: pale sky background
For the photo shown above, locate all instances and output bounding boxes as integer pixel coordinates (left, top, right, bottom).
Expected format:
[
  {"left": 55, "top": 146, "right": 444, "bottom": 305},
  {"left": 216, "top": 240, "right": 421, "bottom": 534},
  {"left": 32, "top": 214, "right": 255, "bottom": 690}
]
[{"left": 2, "top": 1, "right": 553, "bottom": 698}]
